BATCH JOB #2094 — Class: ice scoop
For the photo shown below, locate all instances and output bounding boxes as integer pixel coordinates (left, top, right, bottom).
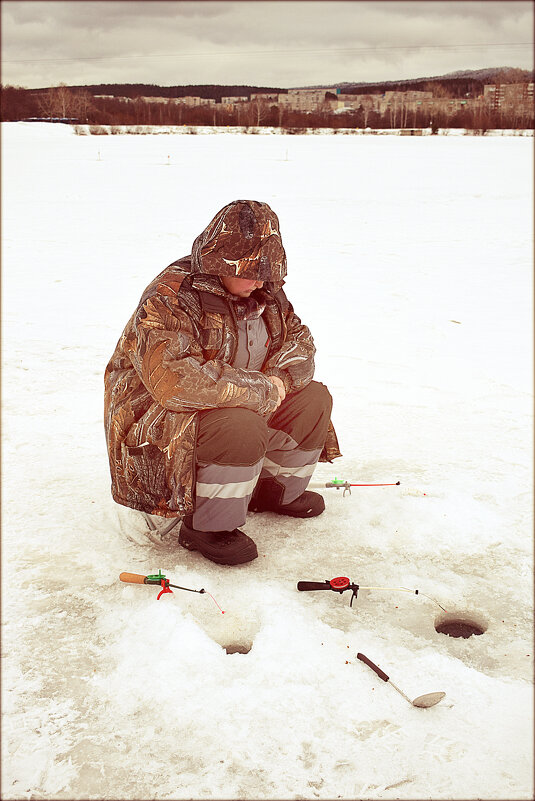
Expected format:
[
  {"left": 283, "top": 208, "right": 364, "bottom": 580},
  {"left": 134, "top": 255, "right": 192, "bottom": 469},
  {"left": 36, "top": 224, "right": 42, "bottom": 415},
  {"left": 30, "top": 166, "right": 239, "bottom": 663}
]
[{"left": 357, "top": 652, "right": 445, "bottom": 708}]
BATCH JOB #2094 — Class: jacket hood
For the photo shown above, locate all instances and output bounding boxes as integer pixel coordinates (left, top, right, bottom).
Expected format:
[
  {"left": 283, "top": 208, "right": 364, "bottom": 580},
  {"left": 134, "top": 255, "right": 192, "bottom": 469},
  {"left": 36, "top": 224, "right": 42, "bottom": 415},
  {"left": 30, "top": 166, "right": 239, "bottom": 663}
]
[{"left": 190, "top": 200, "right": 287, "bottom": 283}]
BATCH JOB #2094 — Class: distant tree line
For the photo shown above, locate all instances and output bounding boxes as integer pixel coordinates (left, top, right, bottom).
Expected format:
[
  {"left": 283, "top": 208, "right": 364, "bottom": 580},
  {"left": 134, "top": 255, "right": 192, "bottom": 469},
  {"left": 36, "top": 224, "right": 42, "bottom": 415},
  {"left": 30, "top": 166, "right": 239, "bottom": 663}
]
[
  {"left": 65, "top": 83, "right": 288, "bottom": 102},
  {"left": 1, "top": 75, "right": 533, "bottom": 131}
]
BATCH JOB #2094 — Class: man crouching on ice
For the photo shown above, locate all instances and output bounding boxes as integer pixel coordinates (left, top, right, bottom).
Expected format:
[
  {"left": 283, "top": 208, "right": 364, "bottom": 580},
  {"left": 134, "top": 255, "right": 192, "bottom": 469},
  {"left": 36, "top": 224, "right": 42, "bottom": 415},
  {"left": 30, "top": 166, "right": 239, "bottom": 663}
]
[{"left": 104, "top": 199, "right": 341, "bottom": 565}]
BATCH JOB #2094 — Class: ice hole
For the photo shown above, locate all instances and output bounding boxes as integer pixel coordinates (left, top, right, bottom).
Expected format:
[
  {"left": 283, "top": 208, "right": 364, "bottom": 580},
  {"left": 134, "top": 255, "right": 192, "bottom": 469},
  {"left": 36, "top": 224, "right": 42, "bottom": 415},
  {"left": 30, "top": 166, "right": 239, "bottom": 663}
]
[{"left": 434, "top": 613, "right": 487, "bottom": 639}]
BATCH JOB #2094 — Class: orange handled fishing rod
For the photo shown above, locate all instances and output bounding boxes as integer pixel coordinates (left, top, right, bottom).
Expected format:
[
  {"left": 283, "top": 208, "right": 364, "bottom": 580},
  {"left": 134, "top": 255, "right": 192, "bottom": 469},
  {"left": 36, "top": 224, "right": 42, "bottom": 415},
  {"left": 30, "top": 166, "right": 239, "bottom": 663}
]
[
  {"left": 309, "top": 478, "right": 401, "bottom": 496},
  {"left": 119, "top": 572, "right": 153, "bottom": 585},
  {"left": 119, "top": 569, "right": 224, "bottom": 611}
]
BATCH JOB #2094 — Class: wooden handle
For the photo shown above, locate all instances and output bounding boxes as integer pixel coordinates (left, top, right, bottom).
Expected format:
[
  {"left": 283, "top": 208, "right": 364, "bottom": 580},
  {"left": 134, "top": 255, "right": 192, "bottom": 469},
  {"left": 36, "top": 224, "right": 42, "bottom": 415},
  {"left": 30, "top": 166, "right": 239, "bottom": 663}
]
[
  {"left": 119, "top": 572, "right": 147, "bottom": 584},
  {"left": 357, "top": 652, "right": 390, "bottom": 683}
]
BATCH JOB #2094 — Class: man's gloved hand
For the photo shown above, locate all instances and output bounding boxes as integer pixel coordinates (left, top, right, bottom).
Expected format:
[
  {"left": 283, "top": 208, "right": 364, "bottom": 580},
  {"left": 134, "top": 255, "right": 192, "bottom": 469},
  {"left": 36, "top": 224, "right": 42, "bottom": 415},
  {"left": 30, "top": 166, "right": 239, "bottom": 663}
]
[{"left": 267, "top": 375, "right": 286, "bottom": 408}]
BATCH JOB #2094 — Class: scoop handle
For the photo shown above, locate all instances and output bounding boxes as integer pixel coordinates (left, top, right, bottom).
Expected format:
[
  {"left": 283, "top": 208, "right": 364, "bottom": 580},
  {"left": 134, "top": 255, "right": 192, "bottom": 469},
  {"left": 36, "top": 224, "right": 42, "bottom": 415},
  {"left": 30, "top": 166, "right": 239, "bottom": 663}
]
[
  {"left": 357, "top": 652, "right": 390, "bottom": 682},
  {"left": 297, "top": 581, "right": 331, "bottom": 591},
  {"left": 119, "top": 572, "right": 147, "bottom": 585}
]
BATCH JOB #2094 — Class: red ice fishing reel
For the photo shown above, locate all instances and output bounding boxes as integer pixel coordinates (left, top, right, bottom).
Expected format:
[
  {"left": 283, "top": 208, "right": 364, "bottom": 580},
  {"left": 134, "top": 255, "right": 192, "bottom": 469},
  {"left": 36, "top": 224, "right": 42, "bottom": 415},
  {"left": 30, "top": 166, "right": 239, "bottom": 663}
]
[{"left": 297, "top": 576, "right": 360, "bottom": 606}]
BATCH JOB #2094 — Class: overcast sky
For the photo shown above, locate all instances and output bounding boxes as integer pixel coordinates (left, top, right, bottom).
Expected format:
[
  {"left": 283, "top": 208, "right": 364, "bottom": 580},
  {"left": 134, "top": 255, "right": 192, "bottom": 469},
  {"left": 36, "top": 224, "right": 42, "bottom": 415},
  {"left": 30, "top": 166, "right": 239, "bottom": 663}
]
[{"left": 1, "top": 1, "right": 533, "bottom": 90}]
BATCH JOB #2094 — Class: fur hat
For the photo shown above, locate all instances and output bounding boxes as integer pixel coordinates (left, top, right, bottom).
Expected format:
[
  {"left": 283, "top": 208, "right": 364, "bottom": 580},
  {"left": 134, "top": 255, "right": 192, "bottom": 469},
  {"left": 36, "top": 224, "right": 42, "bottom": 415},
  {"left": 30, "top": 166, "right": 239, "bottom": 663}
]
[{"left": 191, "top": 200, "right": 287, "bottom": 283}]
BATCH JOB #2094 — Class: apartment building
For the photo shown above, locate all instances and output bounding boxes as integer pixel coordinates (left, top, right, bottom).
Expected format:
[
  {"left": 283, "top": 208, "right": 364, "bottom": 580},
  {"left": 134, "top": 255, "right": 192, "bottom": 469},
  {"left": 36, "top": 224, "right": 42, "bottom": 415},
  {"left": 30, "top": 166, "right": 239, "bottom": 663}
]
[
  {"left": 279, "top": 88, "right": 337, "bottom": 111},
  {"left": 250, "top": 93, "right": 279, "bottom": 103},
  {"left": 483, "top": 82, "right": 534, "bottom": 109},
  {"left": 177, "top": 96, "right": 216, "bottom": 107},
  {"left": 221, "top": 96, "right": 248, "bottom": 104},
  {"left": 379, "top": 90, "right": 434, "bottom": 114},
  {"left": 336, "top": 93, "right": 366, "bottom": 110},
  {"left": 94, "top": 95, "right": 213, "bottom": 106}
]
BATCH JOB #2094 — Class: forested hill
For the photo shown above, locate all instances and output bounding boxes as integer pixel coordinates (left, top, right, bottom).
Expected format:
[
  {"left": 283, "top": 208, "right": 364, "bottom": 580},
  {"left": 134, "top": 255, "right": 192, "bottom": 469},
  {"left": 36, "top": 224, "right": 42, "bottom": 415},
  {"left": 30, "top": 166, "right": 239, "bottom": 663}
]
[
  {"left": 40, "top": 83, "right": 288, "bottom": 101},
  {"left": 335, "top": 68, "right": 533, "bottom": 98}
]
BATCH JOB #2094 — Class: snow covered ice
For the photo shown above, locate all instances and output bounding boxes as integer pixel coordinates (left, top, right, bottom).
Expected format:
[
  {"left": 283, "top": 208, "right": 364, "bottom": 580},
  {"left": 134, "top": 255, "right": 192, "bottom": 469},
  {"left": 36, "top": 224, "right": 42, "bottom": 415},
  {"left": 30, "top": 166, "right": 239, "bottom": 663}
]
[{"left": 1, "top": 122, "right": 533, "bottom": 800}]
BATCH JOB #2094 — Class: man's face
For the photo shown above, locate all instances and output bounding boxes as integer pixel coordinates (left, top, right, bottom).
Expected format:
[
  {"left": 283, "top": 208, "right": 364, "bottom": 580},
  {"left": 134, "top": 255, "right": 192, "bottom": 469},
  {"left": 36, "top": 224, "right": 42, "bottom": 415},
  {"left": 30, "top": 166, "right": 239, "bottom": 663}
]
[{"left": 221, "top": 276, "right": 264, "bottom": 297}]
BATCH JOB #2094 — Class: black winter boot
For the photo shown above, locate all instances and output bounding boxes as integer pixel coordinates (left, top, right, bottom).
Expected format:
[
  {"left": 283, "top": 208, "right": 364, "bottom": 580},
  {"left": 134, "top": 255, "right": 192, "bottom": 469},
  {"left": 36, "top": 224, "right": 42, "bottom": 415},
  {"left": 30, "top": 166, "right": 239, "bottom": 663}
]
[
  {"left": 248, "top": 478, "right": 325, "bottom": 518},
  {"left": 178, "top": 516, "right": 258, "bottom": 565}
]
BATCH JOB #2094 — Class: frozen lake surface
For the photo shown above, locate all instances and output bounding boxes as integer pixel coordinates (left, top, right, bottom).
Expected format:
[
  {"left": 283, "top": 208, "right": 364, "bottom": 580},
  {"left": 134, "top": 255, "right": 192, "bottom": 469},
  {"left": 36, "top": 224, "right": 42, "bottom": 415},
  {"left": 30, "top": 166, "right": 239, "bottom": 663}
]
[{"left": 1, "top": 122, "right": 533, "bottom": 800}]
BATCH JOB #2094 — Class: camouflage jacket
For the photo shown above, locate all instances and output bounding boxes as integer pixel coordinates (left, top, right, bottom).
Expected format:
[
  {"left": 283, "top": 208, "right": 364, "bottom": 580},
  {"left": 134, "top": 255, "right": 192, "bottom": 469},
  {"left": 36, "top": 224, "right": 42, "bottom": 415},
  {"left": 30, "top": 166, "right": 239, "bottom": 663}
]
[{"left": 104, "top": 257, "right": 341, "bottom": 518}]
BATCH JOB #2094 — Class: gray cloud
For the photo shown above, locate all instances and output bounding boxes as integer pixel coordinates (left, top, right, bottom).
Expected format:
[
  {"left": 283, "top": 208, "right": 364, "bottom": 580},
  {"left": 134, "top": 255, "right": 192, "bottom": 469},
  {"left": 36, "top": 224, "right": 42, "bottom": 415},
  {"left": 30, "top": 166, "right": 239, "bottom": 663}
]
[{"left": 1, "top": 1, "right": 532, "bottom": 89}]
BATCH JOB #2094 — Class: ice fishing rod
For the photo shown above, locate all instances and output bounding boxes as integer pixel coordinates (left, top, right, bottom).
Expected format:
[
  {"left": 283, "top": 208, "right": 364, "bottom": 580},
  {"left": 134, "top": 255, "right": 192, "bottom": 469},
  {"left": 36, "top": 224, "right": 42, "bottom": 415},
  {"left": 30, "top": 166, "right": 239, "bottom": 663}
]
[
  {"left": 310, "top": 477, "right": 401, "bottom": 496},
  {"left": 297, "top": 576, "right": 447, "bottom": 612},
  {"left": 119, "top": 570, "right": 225, "bottom": 612}
]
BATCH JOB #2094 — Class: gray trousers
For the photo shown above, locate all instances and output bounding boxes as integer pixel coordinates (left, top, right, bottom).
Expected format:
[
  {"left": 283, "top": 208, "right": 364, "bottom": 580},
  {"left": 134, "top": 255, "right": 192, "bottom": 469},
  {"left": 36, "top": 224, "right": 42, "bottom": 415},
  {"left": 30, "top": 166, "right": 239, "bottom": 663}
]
[{"left": 192, "top": 381, "right": 332, "bottom": 532}]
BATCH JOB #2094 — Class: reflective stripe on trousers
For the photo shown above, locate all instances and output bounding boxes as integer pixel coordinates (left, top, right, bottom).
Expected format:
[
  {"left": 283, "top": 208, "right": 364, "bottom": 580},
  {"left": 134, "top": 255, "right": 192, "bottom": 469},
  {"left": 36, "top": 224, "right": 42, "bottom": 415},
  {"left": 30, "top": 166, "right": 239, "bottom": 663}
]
[
  {"left": 193, "top": 434, "right": 322, "bottom": 532},
  {"left": 192, "top": 381, "right": 332, "bottom": 532}
]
